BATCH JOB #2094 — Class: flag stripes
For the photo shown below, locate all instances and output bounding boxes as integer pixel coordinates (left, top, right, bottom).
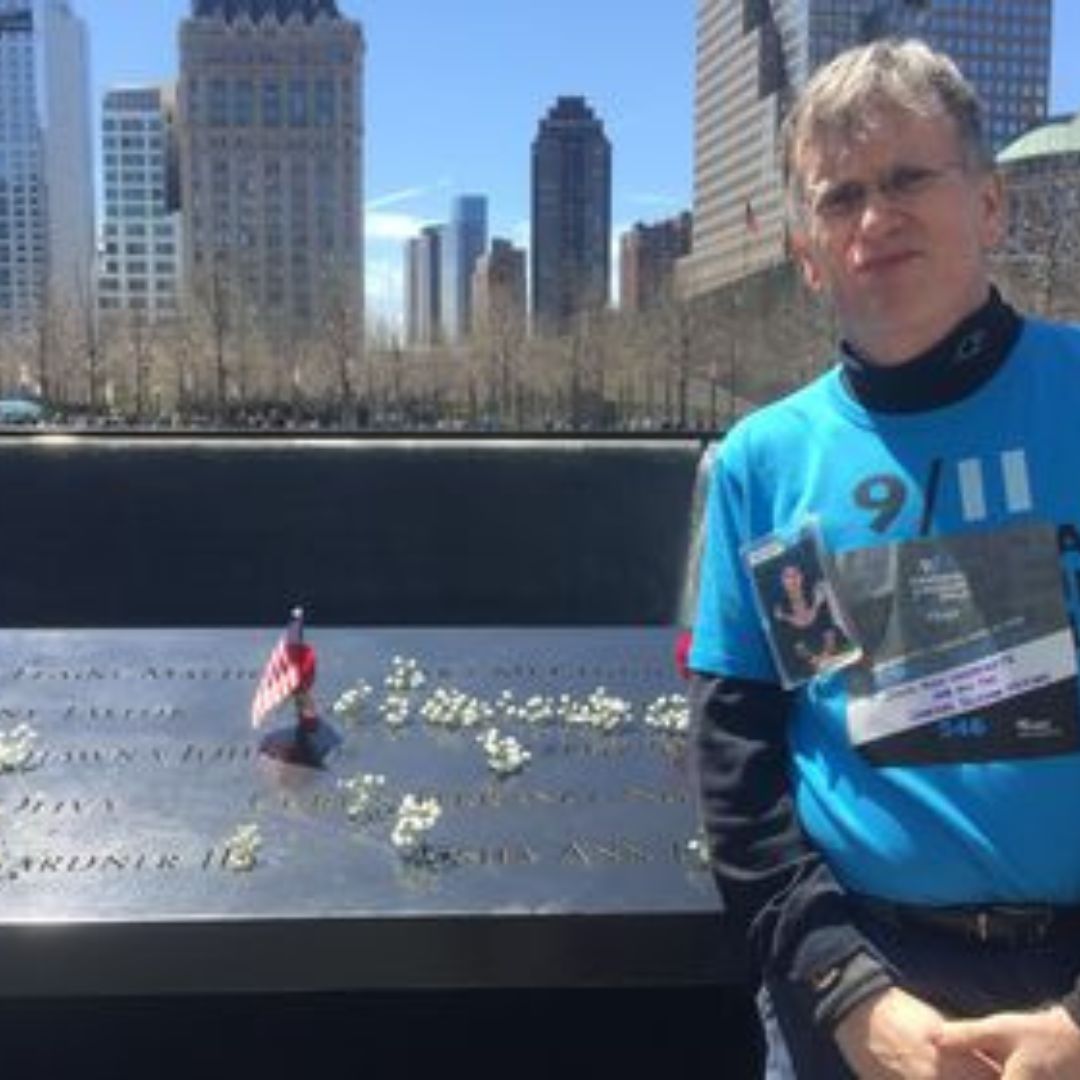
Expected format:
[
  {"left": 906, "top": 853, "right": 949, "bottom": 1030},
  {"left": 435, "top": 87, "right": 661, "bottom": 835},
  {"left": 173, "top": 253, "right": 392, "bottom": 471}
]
[{"left": 251, "top": 607, "right": 307, "bottom": 728}]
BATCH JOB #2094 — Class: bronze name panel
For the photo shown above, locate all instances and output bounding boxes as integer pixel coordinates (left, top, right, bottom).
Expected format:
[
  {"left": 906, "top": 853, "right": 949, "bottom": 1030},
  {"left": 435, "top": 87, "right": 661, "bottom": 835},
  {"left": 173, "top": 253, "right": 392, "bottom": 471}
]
[{"left": 0, "top": 628, "right": 731, "bottom": 995}]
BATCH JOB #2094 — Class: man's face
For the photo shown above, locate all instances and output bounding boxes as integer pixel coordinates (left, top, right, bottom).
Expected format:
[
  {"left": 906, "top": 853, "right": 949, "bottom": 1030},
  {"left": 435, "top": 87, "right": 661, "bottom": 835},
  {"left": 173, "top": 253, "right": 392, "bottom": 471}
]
[{"left": 792, "top": 106, "right": 1004, "bottom": 364}]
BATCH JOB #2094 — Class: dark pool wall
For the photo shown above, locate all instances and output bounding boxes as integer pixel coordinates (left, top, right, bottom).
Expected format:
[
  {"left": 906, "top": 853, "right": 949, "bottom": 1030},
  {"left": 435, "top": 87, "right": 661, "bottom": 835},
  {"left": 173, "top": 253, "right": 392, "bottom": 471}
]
[{"left": 0, "top": 435, "right": 707, "bottom": 627}]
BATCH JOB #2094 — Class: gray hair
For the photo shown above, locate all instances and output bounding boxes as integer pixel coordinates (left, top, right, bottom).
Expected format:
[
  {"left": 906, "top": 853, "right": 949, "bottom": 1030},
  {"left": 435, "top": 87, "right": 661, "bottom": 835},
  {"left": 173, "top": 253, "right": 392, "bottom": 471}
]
[{"left": 781, "top": 39, "right": 991, "bottom": 200}]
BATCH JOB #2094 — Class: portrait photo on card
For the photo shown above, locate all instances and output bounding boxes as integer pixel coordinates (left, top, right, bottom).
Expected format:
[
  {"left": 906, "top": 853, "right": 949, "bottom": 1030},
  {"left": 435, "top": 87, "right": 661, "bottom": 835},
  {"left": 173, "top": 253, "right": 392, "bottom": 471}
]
[{"left": 745, "top": 525, "right": 862, "bottom": 688}]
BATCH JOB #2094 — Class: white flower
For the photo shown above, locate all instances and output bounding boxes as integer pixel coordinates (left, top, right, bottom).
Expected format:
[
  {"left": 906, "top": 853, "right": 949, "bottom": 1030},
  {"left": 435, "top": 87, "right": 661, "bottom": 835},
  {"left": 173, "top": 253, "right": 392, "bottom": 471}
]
[
  {"left": 332, "top": 680, "right": 374, "bottom": 720},
  {"left": 379, "top": 692, "right": 411, "bottom": 727},
  {"left": 644, "top": 693, "right": 690, "bottom": 734},
  {"left": 384, "top": 655, "right": 427, "bottom": 692},
  {"left": 339, "top": 772, "right": 387, "bottom": 819},
  {"left": 497, "top": 692, "right": 557, "bottom": 726},
  {"left": 519, "top": 694, "right": 558, "bottom": 725},
  {"left": 223, "top": 823, "right": 262, "bottom": 871},
  {"left": 561, "top": 687, "right": 632, "bottom": 732},
  {"left": 477, "top": 727, "right": 532, "bottom": 776},
  {"left": 419, "top": 686, "right": 493, "bottom": 729},
  {"left": 686, "top": 828, "right": 712, "bottom": 869},
  {"left": 0, "top": 723, "right": 37, "bottom": 772},
  {"left": 391, "top": 794, "right": 442, "bottom": 855}
]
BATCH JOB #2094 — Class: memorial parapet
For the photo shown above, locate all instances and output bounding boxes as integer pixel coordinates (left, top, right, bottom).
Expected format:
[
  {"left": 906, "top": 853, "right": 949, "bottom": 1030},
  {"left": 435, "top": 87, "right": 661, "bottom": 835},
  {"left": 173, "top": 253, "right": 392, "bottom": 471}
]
[
  {"left": 0, "top": 625, "right": 746, "bottom": 997},
  {"left": 0, "top": 435, "right": 763, "bottom": 1076},
  {"left": 0, "top": 433, "right": 702, "bottom": 627}
]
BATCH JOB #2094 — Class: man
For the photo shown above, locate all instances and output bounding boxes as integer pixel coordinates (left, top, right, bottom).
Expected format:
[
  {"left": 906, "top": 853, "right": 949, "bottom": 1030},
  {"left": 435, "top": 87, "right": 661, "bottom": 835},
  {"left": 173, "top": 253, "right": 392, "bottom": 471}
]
[{"left": 690, "top": 39, "right": 1080, "bottom": 1079}]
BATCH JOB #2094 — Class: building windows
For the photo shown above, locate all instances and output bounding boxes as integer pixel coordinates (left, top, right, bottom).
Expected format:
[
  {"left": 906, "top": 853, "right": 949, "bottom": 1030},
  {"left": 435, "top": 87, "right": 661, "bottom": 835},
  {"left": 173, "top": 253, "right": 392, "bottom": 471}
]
[
  {"left": 314, "top": 79, "right": 335, "bottom": 127},
  {"left": 233, "top": 79, "right": 254, "bottom": 126},
  {"left": 288, "top": 79, "right": 308, "bottom": 127},
  {"left": 261, "top": 79, "right": 281, "bottom": 126},
  {"left": 208, "top": 78, "right": 228, "bottom": 127}
]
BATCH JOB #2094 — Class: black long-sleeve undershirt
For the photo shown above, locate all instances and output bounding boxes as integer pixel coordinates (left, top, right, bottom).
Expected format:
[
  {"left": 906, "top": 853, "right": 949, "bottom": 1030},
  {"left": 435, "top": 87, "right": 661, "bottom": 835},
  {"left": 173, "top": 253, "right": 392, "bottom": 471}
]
[{"left": 691, "top": 673, "right": 892, "bottom": 1027}]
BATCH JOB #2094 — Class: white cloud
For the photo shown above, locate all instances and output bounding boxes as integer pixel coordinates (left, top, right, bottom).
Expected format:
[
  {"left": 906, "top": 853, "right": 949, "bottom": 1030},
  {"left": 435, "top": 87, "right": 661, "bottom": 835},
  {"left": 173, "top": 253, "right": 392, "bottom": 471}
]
[
  {"left": 365, "top": 210, "right": 428, "bottom": 242},
  {"left": 366, "top": 185, "right": 429, "bottom": 211}
]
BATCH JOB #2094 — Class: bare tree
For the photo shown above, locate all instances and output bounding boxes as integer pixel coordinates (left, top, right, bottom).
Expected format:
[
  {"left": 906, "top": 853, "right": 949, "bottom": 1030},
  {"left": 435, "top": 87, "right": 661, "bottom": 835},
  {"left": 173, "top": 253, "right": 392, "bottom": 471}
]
[
  {"left": 191, "top": 254, "right": 235, "bottom": 418},
  {"left": 318, "top": 269, "right": 363, "bottom": 423},
  {"left": 72, "top": 264, "right": 104, "bottom": 412}
]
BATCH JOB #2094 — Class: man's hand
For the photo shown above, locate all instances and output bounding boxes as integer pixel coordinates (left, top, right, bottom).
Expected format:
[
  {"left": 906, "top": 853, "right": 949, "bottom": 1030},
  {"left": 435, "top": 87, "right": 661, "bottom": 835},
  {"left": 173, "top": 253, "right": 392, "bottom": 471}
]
[
  {"left": 835, "top": 987, "right": 1002, "bottom": 1079},
  {"left": 935, "top": 1005, "right": 1080, "bottom": 1078}
]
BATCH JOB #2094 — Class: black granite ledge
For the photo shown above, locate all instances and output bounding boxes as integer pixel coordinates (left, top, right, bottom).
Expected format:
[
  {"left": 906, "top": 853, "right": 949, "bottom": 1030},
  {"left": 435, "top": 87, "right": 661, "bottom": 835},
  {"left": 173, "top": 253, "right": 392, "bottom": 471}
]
[
  {"left": 0, "top": 910, "right": 748, "bottom": 998},
  {"left": 0, "top": 985, "right": 763, "bottom": 1078}
]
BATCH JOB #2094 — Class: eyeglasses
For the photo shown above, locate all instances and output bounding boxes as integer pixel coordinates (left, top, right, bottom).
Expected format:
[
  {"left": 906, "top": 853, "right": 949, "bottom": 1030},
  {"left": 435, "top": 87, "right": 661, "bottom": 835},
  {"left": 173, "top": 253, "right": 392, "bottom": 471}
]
[{"left": 805, "top": 162, "right": 964, "bottom": 224}]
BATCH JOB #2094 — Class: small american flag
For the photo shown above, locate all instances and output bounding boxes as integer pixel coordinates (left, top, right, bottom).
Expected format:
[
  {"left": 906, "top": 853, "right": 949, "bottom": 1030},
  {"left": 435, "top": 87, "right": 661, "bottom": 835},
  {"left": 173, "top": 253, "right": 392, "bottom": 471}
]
[
  {"left": 744, "top": 198, "right": 759, "bottom": 234},
  {"left": 251, "top": 608, "right": 315, "bottom": 728}
]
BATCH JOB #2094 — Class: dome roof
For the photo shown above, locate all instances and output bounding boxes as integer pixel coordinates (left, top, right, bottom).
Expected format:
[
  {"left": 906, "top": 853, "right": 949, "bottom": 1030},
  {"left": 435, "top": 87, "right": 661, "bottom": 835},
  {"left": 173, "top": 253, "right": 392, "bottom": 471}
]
[{"left": 997, "top": 112, "right": 1080, "bottom": 165}]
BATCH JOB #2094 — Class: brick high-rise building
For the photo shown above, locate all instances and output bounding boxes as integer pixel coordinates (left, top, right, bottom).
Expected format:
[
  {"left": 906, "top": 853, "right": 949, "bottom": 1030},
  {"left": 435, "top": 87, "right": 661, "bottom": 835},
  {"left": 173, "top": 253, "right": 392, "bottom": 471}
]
[
  {"left": 531, "top": 96, "right": 611, "bottom": 334},
  {"left": 471, "top": 237, "right": 526, "bottom": 341},
  {"left": 620, "top": 212, "right": 692, "bottom": 313},
  {"left": 179, "top": 0, "right": 364, "bottom": 343}
]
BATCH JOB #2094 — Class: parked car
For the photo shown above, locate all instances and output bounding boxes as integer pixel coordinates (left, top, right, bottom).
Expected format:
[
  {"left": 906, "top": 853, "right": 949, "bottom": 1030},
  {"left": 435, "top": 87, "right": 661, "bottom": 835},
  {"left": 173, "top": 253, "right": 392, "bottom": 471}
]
[{"left": 0, "top": 397, "right": 46, "bottom": 425}]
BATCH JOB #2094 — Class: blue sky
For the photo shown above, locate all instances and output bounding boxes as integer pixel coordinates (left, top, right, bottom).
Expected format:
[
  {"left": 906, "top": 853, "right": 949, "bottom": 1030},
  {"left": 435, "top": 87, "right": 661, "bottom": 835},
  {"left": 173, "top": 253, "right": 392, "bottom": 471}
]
[{"left": 86, "top": 1, "right": 1080, "bottom": 324}]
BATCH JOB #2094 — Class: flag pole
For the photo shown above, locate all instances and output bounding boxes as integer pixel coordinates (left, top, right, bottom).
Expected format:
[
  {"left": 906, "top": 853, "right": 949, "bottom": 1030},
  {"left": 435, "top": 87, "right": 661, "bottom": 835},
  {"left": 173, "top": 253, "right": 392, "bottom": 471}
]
[{"left": 253, "top": 606, "right": 341, "bottom": 768}]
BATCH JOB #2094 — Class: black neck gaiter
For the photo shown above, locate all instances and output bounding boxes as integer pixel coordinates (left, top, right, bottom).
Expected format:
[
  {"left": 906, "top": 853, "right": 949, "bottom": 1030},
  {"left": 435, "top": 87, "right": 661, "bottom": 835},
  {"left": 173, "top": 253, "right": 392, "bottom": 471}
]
[{"left": 839, "top": 288, "right": 1022, "bottom": 414}]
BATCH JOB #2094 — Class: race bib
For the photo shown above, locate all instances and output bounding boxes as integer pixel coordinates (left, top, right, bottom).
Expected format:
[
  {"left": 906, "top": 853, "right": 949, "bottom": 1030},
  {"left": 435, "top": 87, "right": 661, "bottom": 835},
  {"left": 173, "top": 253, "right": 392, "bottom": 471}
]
[{"left": 834, "top": 521, "right": 1078, "bottom": 766}]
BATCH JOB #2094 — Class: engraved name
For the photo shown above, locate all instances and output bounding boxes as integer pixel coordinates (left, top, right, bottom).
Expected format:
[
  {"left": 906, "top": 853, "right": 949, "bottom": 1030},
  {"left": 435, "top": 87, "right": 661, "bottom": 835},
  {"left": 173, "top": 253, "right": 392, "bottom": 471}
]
[
  {"left": 9, "top": 666, "right": 257, "bottom": 682},
  {"left": 0, "top": 795, "right": 118, "bottom": 816},
  {"left": 29, "top": 743, "right": 257, "bottom": 768},
  {"left": 0, "top": 837, "right": 704, "bottom": 879},
  {"left": 61, "top": 705, "right": 184, "bottom": 722},
  {"left": 247, "top": 784, "right": 690, "bottom": 816}
]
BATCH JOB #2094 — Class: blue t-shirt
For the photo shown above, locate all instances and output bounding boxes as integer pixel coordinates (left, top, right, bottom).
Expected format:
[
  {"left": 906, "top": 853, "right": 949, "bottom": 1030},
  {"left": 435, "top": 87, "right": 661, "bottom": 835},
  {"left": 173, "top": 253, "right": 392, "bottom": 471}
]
[{"left": 691, "top": 318, "right": 1080, "bottom": 905}]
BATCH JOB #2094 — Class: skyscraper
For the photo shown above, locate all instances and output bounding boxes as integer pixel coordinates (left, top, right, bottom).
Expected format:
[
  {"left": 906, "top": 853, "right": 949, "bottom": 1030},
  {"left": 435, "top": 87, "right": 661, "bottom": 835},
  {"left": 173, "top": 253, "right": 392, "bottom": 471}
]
[
  {"left": 680, "top": 0, "right": 1053, "bottom": 300},
  {"left": 404, "top": 224, "right": 443, "bottom": 348},
  {"left": 439, "top": 194, "right": 488, "bottom": 343},
  {"left": 531, "top": 96, "right": 611, "bottom": 334},
  {"left": 471, "top": 238, "right": 527, "bottom": 341},
  {"left": 0, "top": 0, "right": 93, "bottom": 338},
  {"left": 620, "top": 212, "right": 693, "bottom": 313},
  {"left": 178, "top": 0, "right": 364, "bottom": 342},
  {"left": 99, "top": 85, "right": 182, "bottom": 323},
  {"left": 852, "top": 0, "right": 1051, "bottom": 151}
]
